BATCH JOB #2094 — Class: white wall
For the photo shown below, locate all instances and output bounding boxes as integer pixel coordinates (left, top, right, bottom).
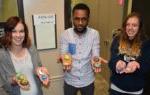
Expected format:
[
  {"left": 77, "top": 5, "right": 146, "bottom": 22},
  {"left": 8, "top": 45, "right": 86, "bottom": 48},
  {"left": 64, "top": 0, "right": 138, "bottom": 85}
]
[{"left": 23, "top": 0, "right": 64, "bottom": 95}]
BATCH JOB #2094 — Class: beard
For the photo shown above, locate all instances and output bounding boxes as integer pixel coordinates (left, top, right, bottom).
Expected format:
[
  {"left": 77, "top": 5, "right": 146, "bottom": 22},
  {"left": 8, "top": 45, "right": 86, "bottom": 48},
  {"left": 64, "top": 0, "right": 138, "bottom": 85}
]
[{"left": 74, "top": 27, "right": 87, "bottom": 34}]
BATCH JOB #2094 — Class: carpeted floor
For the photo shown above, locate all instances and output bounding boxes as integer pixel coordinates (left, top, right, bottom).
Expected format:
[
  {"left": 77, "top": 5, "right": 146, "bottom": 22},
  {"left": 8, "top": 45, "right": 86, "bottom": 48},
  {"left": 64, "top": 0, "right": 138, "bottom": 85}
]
[{"left": 95, "top": 63, "right": 110, "bottom": 95}]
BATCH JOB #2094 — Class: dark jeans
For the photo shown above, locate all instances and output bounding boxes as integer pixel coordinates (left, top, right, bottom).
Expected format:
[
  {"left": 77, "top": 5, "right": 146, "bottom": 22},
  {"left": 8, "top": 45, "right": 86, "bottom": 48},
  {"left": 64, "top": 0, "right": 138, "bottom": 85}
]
[
  {"left": 64, "top": 82, "right": 94, "bottom": 95},
  {"left": 109, "top": 89, "right": 143, "bottom": 95}
]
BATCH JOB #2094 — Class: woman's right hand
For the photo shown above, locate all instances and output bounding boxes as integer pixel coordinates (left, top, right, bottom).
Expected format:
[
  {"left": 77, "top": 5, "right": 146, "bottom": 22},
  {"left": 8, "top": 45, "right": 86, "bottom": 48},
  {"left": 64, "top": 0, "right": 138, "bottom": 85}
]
[
  {"left": 17, "top": 81, "right": 30, "bottom": 90},
  {"left": 12, "top": 75, "right": 30, "bottom": 90},
  {"left": 116, "top": 60, "right": 126, "bottom": 74}
]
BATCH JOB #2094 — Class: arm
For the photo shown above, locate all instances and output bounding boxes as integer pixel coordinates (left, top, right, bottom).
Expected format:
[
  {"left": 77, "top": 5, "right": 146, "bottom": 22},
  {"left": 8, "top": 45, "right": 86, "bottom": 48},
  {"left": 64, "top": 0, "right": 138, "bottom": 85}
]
[
  {"left": 30, "top": 45, "right": 42, "bottom": 67},
  {"left": 108, "top": 38, "right": 123, "bottom": 73},
  {"left": 0, "top": 51, "right": 10, "bottom": 95},
  {"left": 136, "top": 40, "right": 150, "bottom": 73},
  {"left": 60, "top": 30, "right": 72, "bottom": 71},
  {"left": 0, "top": 87, "right": 9, "bottom": 95},
  {"left": 124, "top": 40, "right": 150, "bottom": 74},
  {"left": 30, "top": 46, "right": 50, "bottom": 86},
  {"left": 91, "top": 30, "right": 101, "bottom": 73},
  {"left": 91, "top": 31, "right": 100, "bottom": 57},
  {"left": 57, "top": 31, "right": 69, "bottom": 63},
  {"left": 60, "top": 31, "right": 69, "bottom": 54},
  {"left": 0, "top": 68, "right": 8, "bottom": 95}
]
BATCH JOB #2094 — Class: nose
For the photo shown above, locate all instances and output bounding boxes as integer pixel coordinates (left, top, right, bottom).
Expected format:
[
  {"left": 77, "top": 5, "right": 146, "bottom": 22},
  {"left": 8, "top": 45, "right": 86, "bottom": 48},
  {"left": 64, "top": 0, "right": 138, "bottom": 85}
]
[
  {"left": 15, "top": 31, "right": 21, "bottom": 36},
  {"left": 128, "top": 24, "right": 133, "bottom": 30},
  {"left": 79, "top": 19, "right": 83, "bottom": 24},
  {"left": 79, "top": 19, "right": 83, "bottom": 25}
]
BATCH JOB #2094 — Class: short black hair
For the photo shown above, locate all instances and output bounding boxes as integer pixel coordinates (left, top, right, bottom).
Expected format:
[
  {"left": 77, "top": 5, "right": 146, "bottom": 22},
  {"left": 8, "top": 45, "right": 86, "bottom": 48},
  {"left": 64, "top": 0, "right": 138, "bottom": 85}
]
[{"left": 72, "top": 3, "right": 90, "bottom": 17}]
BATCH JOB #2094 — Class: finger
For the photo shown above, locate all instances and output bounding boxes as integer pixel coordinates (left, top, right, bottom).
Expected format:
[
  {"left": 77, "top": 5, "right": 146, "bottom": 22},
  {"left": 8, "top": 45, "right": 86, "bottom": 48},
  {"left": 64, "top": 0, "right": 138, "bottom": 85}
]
[
  {"left": 95, "top": 69, "right": 101, "bottom": 73},
  {"left": 94, "top": 67, "right": 101, "bottom": 73},
  {"left": 97, "top": 68, "right": 101, "bottom": 72},
  {"left": 66, "top": 66, "right": 69, "bottom": 70},
  {"left": 131, "top": 66, "right": 137, "bottom": 72},
  {"left": 63, "top": 65, "right": 71, "bottom": 71},
  {"left": 18, "top": 82, "right": 30, "bottom": 90},
  {"left": 100, "top": 57, "right": 108, "bottom": 64},
  {"left": 42, "top": 67, "right": 49, "bottom": 75},
  {"left": 119, "top": 69, "right": 125, "bottom": 74},
  {"left": 91, "top": 59, "right": 95, "bottom": 65},
  {"left": 42, "top": 79, "right": 50, "bottom": 86},
  {"left": 116, "top": 62, "right": 122, "bottom": 68},
  {"left": 124, "top": 67, "right": 133, "bottom": 73},
  {"left": 67, "top": 65, "right": 71, "bottom": 71},
  {"left": 63, "top": 65, "right": 66, "bottom": 70},
  {"left": 37, "top": 67, "right": 47, "bottom": 75},
  {"left": 57, "top": 57, "right": 63, "bottom": 63}
]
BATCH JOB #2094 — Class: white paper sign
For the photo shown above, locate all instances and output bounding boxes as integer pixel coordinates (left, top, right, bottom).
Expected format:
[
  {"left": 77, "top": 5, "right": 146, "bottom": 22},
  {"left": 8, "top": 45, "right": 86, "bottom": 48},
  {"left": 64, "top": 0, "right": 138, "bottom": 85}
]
[
  {"left": 33, "top": 14, "right": 55, "bottom": 25},
  {"left": 33, "top": 14, "right": 56, "bottom": 50}
]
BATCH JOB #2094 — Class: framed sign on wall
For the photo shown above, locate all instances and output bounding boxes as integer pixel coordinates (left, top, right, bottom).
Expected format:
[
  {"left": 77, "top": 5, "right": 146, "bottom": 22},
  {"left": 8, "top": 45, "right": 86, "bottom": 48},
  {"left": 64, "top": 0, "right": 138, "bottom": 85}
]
[{"left": 32, "top": 14, "right": 57, "bottom": 50}]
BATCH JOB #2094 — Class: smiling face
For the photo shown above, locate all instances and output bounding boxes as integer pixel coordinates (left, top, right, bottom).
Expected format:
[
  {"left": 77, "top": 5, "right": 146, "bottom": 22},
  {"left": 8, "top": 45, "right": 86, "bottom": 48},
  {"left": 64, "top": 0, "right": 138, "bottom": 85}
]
[
  {"left": 125, "top": 16, "right": 140, "bottom": 40},
  {"left": 73, "top": 9, "right": 89, "bottom": 34},
  {"left": 11, "top": 22, "right": 25, "bottom": 47}
]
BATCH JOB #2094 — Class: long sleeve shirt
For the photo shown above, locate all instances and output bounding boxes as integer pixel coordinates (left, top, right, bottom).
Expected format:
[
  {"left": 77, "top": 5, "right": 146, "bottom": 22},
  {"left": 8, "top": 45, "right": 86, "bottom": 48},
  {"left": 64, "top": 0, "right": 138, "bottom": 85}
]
[
  {"left": 109, "top": 37, "right": 150, "bottom": 92},
  {"left": 60, "top": 27, "right": 100, "bottom": 87}
]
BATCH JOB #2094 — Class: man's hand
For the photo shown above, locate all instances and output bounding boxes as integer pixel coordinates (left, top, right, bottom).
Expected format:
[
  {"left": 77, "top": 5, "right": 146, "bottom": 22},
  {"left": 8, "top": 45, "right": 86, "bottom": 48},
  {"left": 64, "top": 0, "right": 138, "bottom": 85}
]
[
  {"left": 59, "top": 54, "right": 72, "bottom": 71},
  {"left": 91, "top": 56, "right": 102, "bottom": 73},
  {"left": 63, "top": 65, "right": 72, "bottom": 71}
]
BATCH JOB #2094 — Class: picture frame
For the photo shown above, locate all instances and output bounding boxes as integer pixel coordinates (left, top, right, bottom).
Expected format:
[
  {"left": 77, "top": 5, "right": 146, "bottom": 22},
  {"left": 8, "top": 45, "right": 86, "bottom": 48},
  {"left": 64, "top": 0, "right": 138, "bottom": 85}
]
[{"left": 32, "top": 14, "right": 57, "bottom": 50}]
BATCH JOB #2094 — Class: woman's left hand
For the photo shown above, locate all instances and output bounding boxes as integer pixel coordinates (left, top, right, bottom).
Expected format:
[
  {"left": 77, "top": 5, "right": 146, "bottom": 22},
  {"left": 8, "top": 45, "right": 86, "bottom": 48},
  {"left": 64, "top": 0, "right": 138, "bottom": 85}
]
[
  {"left": 36, "top": 67, "right": 50, "bottom": 86},
  {"left": 124, "top": 61, "right": 140, "bottom": 73}
]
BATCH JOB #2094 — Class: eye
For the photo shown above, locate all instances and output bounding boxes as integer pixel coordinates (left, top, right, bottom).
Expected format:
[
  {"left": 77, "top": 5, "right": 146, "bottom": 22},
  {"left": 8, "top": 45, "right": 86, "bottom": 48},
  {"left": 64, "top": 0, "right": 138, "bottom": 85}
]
[
  {"left": 74, "top": 17, "right": 80, "bottom": 21},
  {"left": 12, "top": 29, "right": 16, "bottom": 32},
  {"left": 11, "top": 29, "right": 25, "bottom": 33},
  {"left": 132, "top": 24, "right": 138, "bottom": 27},
  {"left": 73, "top": 17, "right": 88, "bottom": 22},
  {"left": 126, "top": 23, "right": 130, "bottom": 27},
  {"left": 19, "top": 30, "right": 25, "bottom": 33},
  {"left": 81, "top": 17, "right": 88, "bottom": 21}
]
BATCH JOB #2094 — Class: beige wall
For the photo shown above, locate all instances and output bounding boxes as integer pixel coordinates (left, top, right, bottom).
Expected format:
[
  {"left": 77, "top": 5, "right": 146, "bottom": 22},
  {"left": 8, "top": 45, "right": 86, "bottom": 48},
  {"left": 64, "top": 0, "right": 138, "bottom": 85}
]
[
  {"left": 23, "top": 0, "right": 64, "bottom": 95},
  {"left": 98, "top": 0, "right": 124, "bottom": 59},
  {"left": 23, "top": 0, "right": 126, "bottom": 95}
]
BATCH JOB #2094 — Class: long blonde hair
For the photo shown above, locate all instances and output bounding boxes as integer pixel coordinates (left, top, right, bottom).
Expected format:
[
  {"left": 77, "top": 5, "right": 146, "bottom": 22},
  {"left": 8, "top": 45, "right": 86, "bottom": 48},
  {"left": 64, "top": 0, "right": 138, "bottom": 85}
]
[{"left": 118, "top": 12, "right": 146, "bottom": 57}]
